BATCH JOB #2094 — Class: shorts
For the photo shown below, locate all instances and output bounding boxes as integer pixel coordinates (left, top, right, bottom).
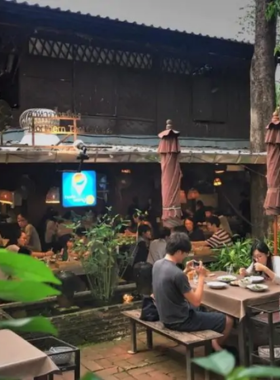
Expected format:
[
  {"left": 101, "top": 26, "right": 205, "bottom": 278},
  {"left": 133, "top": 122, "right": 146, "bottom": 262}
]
[{"left": 165, "top": 309, "right": 226, "bottom": 334}]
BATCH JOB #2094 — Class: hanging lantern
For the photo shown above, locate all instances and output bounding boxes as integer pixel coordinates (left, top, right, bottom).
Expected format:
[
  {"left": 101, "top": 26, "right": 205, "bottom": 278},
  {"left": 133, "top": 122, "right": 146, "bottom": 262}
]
[
  {"left": 214, "top": 164, "right": 226, "bottom": 174},
  {"left": 45, "top": 187, "right": 60, "bottom": 204},
  {"left": 187, "top": 188, "right": 200, "bottom": 200},
  {"left": 0, "top": 190, "right": 13, "bottom": 205},
  {"left": 213, "top": 178, "right": 222, "bottom": 187}
]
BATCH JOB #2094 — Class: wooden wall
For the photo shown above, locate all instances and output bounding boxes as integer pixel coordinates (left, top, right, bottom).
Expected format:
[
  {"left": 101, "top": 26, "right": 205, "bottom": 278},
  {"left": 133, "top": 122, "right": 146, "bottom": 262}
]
[{"left": 17, "top": 53, "right": 250, "bottom": 139}]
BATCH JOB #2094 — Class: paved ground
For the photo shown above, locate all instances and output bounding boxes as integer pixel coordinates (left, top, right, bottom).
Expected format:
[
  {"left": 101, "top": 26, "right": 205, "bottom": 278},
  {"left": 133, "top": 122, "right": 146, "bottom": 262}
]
[{"left": 58, "top": 332, "right": 207, "bottom": 380}]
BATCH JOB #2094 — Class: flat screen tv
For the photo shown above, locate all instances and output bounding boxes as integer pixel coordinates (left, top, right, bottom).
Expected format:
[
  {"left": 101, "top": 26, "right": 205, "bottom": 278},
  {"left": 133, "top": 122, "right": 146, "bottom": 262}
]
[{"left": 62, "top": 170, "right": 97, "bottom": 208}]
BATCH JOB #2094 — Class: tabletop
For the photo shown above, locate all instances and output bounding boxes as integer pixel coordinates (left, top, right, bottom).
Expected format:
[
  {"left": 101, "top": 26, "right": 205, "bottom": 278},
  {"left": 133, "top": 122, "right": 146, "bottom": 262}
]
[
  {"left": 0, "top": 330, "right": 58, "bottom": 378},
  {"left": 192, "top": 271, "right": 280, "bottom": 320}
]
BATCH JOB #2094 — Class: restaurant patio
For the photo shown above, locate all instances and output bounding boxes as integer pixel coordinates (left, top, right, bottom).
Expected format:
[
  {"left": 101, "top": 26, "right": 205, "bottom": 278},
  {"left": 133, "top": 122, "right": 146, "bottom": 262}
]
[{"left": 60, "top": 333, "right": 207, "bottom": 380}]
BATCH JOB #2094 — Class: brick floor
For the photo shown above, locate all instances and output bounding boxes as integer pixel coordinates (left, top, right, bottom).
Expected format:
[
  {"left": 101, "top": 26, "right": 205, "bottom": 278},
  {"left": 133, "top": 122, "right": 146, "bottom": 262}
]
[{"left": 56, "top": 332, "right": 208, "bottom": 380}]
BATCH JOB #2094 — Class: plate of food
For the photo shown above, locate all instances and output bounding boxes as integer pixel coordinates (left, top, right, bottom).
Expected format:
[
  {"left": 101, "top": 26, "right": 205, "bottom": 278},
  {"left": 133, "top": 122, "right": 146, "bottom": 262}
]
[
  {"left": 247, "top": 284, "right": 268, "bottom": 292},
  {"left": 207, "top": 281, "right": 228, "bottom": 289},
  {"left": 249, "top": 276, "right": 264, "bottom": 283},
  {"left": 217, "top": 275, "right": 237, "bottom": 283}
]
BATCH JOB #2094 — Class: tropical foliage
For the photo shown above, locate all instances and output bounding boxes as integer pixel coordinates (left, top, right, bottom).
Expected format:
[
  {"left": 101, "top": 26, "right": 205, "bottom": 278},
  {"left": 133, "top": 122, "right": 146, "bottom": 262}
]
[
  {"left": 210, "top": 239, "right": 252, "bottom": 273},
  {"left": 193, "top": 350, "right": 280, "bottom": 379},
  {"left": 0, "top": 249, "right": 61, "bottom": 334},
  {"left": 74, "top": 209, "right": 134, "bottom": 301}
]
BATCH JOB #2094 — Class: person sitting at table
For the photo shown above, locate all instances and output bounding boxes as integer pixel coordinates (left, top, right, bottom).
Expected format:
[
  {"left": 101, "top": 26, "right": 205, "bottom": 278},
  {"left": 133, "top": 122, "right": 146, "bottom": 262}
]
[
  {"left": 147, "top": 227, "right": 171, "bottom": 265},
  {"left": 153, "top": 232, "right": 233, "bottom": 351},
  {"left": 6, "top": 230, "right": 53, "bottom": 259},
  {"left": 192, "top": 216, "right": 233, "bottom": 249},
  {"left": 184, "top": 218, "right": 205, "bottom": 242},
  {"left": 239, "top": 241, "right": 280, "bottom": 284},
  {"left": 17, "top": 212, "right": 42, "bottom": 252},
  {"left": 193, "top": 200, "right": 206, "bottom": 224}
]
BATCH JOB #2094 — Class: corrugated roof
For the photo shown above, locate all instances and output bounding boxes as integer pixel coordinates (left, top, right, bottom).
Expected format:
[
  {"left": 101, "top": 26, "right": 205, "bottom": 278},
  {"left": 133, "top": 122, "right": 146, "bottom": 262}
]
[{"left": 2, "top": 0, "right": 252, "bottom": 45}]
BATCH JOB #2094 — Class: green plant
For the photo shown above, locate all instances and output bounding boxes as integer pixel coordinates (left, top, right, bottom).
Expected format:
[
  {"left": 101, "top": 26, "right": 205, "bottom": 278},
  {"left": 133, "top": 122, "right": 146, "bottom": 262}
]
[
  {"left": 193, "top": 350, "right": 280, "bottom": 379},
  {"left": 210, "top": 239, "right": 253, "bottom": 273},
  {"left": 0, "top": 249, "right": 61, "bottom": 334},
  {"left": 75, "top": 209, "right": 133, "bottom": 301}
]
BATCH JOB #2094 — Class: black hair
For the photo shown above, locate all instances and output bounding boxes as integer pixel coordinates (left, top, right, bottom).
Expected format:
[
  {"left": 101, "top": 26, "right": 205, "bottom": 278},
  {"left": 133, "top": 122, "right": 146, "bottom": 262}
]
[
  {"left": 205, "top": 216, "right": 220, "bottom": 228},
  {"left": 18, "top": 212, "right": 28, "bottom": 221},
  {"left": 18, "top": 247, "right": 32, "bottom": 256},
  {"left": 173, "top": 225, "right": 187, "bottom": 233},
  {"left": 138, "top": 224, "right": 151, "bottom": 236},
  {"left": 166, "top": 232, "right": 191, "bottom": 255},
  {"left": 158, "top": 227, "right": 171, "bottom": 239},
  {"left": 75, "top": 227, "right": 87, "bottom": 238},
  {"left": 133, "top": 212, "right": 145, "bottom": 221},
  {"left": 196, "top": 200, "right": 204, "bottom": 208},
  {"left": 184, "top": 217, "right": 197, "bottom": 230},
  {"left": 250, "top": 240, "right": 273, "bottom": 271},
  {"left": 205, "top": 206, "right": 214, "bottom": 213}
]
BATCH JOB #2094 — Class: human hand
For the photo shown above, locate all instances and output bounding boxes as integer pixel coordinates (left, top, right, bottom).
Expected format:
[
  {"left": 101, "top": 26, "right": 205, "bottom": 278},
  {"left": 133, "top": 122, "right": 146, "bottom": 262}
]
[
  {"left": 239, "top": 268, "right": 247, "bottom": 276},
  {"left": 196, "top": 264, "right": 207, "bottom": 277},
  {"left": 45, "top": 250, "right": 54, "bottom": 257},
  {"left": 254, "top": 262, "right": 266, "bottom": 272},
  {"left": 184, "top": 260, "right": 195, "bottom": 273}
]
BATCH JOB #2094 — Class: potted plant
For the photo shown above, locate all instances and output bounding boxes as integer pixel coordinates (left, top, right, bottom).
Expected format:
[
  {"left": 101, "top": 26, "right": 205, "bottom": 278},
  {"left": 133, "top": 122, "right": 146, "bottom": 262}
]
[
  {"left": 75, "top": 209, "right": 134, "bottom": 303},
  {"left": 210, "top": 239, "right": 253, "bottom": 273}
]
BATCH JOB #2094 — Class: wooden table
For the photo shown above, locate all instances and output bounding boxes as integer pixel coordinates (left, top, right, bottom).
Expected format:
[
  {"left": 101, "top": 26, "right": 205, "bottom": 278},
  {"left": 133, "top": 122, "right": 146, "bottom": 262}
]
[
  {"left": 50, "top": 261, "right": 84, "bottom": 276},
  {"left": 192, "top": 271, "right": 280, "bottom": 365}
]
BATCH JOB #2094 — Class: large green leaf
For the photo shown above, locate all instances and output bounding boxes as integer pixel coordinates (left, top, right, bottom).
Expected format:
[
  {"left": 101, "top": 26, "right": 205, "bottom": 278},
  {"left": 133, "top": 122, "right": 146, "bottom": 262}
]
[
  {"left": 0, "top": 316, "right": 57, "bottom": 334},
  {"left": 192, "top": 350, "right": 235, "bottom": 376},
  {"left": 0, "top": 250, "right": 61, "bottom": 284},
  {"left": 235, "top": 365, "right": 280, "bottom": 379},
  {"left": 0, "top": 280, "right": 60, "bottom": 302}
]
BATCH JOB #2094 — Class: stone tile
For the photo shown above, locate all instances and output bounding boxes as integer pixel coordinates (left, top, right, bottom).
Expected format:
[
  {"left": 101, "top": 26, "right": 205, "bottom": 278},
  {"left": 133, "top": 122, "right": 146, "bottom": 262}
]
[{"left": 80, "top": 334, "right": 205, "bottom": 380}]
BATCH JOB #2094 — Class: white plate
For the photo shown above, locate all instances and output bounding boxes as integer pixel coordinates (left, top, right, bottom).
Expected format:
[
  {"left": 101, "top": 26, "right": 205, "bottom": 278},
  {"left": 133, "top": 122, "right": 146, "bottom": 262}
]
[
  {"left": 217, "top": 275, "right": 237, "bottom": 282},
  {"left": 207, "top": 281, "right": 228, "bottom": 289},
  {"left": 249, "top": 276, "right": 264, "bottom": 283},
  {"left": 247, "top": 284, "right": 268, "bottom": 292}
]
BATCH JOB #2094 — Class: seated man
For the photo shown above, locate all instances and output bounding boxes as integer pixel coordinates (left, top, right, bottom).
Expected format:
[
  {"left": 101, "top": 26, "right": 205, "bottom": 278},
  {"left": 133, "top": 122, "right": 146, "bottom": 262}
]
[
  {"left": 192, "top": 215, "right": 233, "bottom": 249},
  {"left": 153, "top": 232, "right": 233, "bottom": 351}
]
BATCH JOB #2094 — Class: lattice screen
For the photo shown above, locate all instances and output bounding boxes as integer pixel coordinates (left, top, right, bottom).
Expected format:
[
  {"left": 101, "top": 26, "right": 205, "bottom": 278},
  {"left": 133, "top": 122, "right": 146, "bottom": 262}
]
[
  {"left": 29, "top": 37, "right": 152, "bottom": 70},
  {"left": 28, "top": 37, "right": 199, "bottom": 75}
]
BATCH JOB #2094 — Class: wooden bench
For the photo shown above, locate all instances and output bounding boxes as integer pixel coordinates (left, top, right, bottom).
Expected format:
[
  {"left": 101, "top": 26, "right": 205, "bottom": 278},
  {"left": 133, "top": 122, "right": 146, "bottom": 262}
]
[{"left": 122, "top": 309, "right": 223, "bottom": 380}]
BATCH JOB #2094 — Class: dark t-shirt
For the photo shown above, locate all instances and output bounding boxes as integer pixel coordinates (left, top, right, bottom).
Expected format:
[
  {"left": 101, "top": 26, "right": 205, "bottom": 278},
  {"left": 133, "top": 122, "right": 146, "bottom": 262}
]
[{"left": 152, "top": 258, "right": 191, "bottom": 325}]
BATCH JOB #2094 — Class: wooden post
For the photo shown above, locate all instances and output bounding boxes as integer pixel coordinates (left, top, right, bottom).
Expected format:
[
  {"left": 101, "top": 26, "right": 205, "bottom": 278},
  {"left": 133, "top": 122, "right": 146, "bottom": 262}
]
[
  {"left": 274, "top": 215, "right": 278, "bottom": 255},
  {"left": 250, "top": 0, "right": 276, "bottom": 237}
]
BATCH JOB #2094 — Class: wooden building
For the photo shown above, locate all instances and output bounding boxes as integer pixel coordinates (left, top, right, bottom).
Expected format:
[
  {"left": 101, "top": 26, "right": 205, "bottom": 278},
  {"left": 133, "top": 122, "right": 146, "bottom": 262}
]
[{"left": 0, "top": 0, "right": 253, "bottom": 140}]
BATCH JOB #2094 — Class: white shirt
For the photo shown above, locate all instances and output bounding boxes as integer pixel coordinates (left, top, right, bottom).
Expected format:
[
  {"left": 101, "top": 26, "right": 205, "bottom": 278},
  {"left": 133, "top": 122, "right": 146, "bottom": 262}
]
[
  {"left": 246, "top": 256, "right": 280, "bottom": 284},
  {"left": 147, "top": 239, "right": 167, "bottom": 265}
]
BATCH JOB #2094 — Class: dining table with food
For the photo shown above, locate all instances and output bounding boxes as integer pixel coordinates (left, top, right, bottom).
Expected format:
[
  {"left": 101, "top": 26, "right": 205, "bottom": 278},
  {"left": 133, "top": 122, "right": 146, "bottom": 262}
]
[{"left": 190, "top": 270, "right": 280, "bottom": 365}]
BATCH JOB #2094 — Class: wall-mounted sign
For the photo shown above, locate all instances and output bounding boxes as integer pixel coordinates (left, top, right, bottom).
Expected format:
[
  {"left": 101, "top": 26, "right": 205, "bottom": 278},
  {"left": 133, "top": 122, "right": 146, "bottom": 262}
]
[{"left": 62, "top": 171, "right": 97, "bottom": 208}]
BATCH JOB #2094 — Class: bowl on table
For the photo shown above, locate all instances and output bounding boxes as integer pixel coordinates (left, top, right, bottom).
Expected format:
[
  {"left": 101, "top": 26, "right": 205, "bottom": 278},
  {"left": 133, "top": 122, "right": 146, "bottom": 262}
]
[
  {"left": 238, "top": 277, "right": 252, "bottom": 288},
  {"left": 249, "top": 275, "right": 264, "bottom": 283},
  {"left": 258, "top": 345, "right": 280, "bottom": 359},
  {"left": 46, "top": 346, "right": 73, "bottom": 365}
]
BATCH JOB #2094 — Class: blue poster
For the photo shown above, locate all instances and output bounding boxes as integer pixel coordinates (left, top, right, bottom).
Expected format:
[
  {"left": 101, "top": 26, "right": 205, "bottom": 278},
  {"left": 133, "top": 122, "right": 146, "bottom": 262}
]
[{"left": 62, "top": 171, "right": 97, "bottom": 208}]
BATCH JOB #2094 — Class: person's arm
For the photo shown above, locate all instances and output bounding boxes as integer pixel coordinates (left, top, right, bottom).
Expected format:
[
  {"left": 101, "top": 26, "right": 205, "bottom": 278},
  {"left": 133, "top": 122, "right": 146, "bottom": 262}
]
[
  {"left": 239, "top": 262, "right": 254, "bottom": 276},
  {"left": 192, "top": 240, "right": 208, "bottom": 247},
  {"left": 24, "top": 225, "right": 32, "bottom": 245},
  {"left": 175, "top": 268, "right": 206, "bottom": 308},
  {"left": 32, "top": 250, "right": 53, "bottom": 258},
  {"left": 258, "top": 257, "right": 280, "bottom": 283}
]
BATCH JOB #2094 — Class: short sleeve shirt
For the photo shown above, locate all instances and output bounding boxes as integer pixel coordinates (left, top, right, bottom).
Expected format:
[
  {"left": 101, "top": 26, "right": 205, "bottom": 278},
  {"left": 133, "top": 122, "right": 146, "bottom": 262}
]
[
  {"left": 24, "top": 224, "right": 42, "bottom": 251},
  {"left": 152, "top": 258, "right": 191, "bottom": 325}
]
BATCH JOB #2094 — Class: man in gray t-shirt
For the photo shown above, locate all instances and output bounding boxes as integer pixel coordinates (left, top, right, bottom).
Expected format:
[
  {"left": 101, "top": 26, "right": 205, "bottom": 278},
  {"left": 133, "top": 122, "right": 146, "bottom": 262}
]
[{"left": 152, "top": 232, "right": 233, "bottom": 352}]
